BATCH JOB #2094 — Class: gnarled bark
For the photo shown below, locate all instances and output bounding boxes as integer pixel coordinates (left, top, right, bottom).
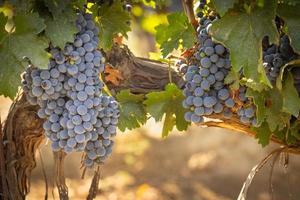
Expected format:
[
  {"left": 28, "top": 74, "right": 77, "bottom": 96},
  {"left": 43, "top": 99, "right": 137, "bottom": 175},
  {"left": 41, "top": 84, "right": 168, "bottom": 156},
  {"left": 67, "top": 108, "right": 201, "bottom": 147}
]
[
  {"left": 1, "top": 94, "right": 44, "bottom": 200},
  {"left": 105, "top": 44, "right": 185, "bottom": 94}
]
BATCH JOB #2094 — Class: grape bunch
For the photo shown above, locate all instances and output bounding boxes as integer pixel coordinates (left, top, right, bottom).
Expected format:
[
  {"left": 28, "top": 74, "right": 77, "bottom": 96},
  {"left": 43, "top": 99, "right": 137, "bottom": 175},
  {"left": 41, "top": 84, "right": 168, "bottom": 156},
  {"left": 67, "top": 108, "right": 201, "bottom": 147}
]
[
  {"left": 182, "top": 17, "right": 234, "bottom": 123},
  {"left": 182, "top": 5, "right": 258, "bottom": 126},
  {"left": 22, "top": 12, "right": 120, "bottom": 168},
  {"left": 263, "top": 35, "right": 298, "bottom": 84}
]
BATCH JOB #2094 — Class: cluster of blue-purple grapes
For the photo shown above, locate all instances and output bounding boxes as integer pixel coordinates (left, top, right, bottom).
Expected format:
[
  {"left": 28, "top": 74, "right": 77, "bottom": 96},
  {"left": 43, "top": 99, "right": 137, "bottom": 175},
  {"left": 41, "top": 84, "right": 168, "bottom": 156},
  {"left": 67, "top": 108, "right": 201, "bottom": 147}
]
[
  {"left": 263, "top": 35, "right": 298, "bottom": 84},
  {"left": 181, "top": 9, "right": 258, "bottom": 126},
  {"left": 22, "top": 12, "right": 119, "bottom": 168},
  {"left": 263, "top": 34, "right": 300, "bottom": 98}
]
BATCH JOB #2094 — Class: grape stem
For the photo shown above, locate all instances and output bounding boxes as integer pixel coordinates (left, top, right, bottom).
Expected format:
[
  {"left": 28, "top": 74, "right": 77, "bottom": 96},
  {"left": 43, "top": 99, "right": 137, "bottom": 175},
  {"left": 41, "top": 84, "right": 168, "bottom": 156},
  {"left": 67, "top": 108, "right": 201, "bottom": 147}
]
[{"left": 181, "top": 0, "right": 198, "bottom": 31}]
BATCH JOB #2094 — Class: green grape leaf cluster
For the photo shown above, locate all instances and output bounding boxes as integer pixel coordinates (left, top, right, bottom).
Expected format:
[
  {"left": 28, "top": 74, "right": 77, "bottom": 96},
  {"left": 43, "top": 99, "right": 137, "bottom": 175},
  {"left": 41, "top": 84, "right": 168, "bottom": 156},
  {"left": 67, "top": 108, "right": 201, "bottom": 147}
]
[
  {"left": 155, "top": 12, "right": 195, "bottom": 57},
  {"left": 0, "top": 13, "right": 49, "bottom": 99},
  {"left": 144, "top": 83, "right": 189, "bottom": 137},
  {"left": 211, "top": 0, "right": 237, "bottom": 16},
  {"left": 92, "top": 1, "right": 131, "bottom": 49},
  {"left": 116, "top": 90, "right": 147, "bottom": 131},
  {"left": 44, "top": 1, "right": 78, "bottom": 49}
]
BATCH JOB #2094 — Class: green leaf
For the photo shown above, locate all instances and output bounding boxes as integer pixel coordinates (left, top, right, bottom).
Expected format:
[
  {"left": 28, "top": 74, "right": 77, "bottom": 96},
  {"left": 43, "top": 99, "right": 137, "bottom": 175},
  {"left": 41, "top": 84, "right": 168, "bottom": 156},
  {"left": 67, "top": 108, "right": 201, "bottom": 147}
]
[
  {"left": 282, "top": 0, "right": 299, "bottom": 6},
  {"left": 45, "top": 11, "right": 77, "bottom": 48},
  {"left": 252, "top": 121, "right": 272, "bottom": 147},
  {"left": 247, "top": 88, "right": 290, "bottom": 131},
  {"left": 211, "top": 0, "right": 238, "bottom": 16},
  {"left": 290, "top": 121, "right": 300, "bottom": 139},
  {"left": 155, "top": 12, "right": 195, "bottom": 57},
  {"left": 9, "top": 0, "right": 35, "bottom": 14},
  {"left": 92, "top": 2, "right": 131, "bottom": 49},
  {"left": 14, "top": 13, "right": 46, "bottom": 34},
  {"left": 210, "top": 0, "right": 278, "bottom": 90},
  {"left": 0, "top": 47, "right": 25, "bottom": 99},
  {"left": 276, "top": 59, "right": 300, "bottom": 90},
  {"left": 116, "top": 90, "right": 147, "bottom": 132},
  {"left": 44, "top": 0, "right": 70, "bottom": 18},
  {"left": 144, "top": 83, "right": 189, "bottom": 137},
  {"left": 224, "top": 70, "right": 240, "bottom": 90},
  {"left": 265, "top": 89, "right": 290, "bottom": 132},
  {"left": 241, "top": 77, "right": 268, "bottom": 92},
  {"left": 282, "top": 72, "right": 300, "bottom": 117},
  {"left": 246, "top": 89, "right": 266, "bottom": 125},
  {"left": 0, "top": 13, "right": 7, "bottom": 42},
  {"left": 277, "top": 4, "right": 300, "bottom": 53},
  {"left": 0, "top": 13, "right": 49, "bottom": 99}
]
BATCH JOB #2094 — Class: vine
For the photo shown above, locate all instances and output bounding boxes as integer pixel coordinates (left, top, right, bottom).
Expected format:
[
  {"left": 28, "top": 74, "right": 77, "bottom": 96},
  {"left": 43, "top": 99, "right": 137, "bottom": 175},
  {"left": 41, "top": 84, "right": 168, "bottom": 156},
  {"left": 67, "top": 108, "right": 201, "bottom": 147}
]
[{"left": 0, "top": 0, "right": 299, "bottom": 199}]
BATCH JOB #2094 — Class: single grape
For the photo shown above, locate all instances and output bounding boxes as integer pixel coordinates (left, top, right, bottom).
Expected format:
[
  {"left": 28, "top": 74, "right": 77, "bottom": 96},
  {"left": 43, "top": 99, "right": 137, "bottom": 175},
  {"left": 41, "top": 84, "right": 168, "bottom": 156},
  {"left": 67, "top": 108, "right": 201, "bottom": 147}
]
[
  {"left": 193, "top": 97, "right": 203, "bottom": 107},
  {"left": 184, "top": 112, "right": 193, "bottom": 122},
  {"left": 225, "top": 98, "right": 235, "bottom": 108},
  {"left": 215, "top": 45, "right": 225, "bottom": 55},
  {"left": 218, "top": 88, "right": 229, "bottom": 100},
  {"left": 77, "top": 104, "right": 88, "bottom": 115},
  {"left": 200, "top": 57, "right": 212, "bottom": 68},
  {"left": 201, "top": 79, "right": 210, "bottom": 90},
  {"left": 194, "top": 87, "right": 204, "bottom": 97}
]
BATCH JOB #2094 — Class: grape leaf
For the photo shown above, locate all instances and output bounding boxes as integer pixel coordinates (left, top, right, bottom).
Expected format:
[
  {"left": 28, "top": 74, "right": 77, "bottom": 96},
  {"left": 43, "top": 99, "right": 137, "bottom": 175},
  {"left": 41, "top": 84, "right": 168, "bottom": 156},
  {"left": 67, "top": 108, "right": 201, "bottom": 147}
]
[
  {"left": 247, "top": 88, "right": 290, "bottom": 132},
  {"left": 282, "top": 72, "right": 300, "bottom": 117},
  {"left": 282, "top": 0, "right": 299, "bottom": 5},
  {"left": 92, "top": 2, "right": 131, "bottom": 49},
  {"left": 211, "top": 0, "right": 238, "bottom": 16},
  {"left": 0, "top": 12, "right": 7, "bottom": 41},
  {"left": 252, "top": 121, "right": 272, "bottom": 147},
  {"left": 246, "top": 89, "right": 266, "bottom": 125},
  {"left": 0, "top": 13, "right": 49, "bottom": 99},
  {"left": 43, "top": 0, "right": 70, "bottom": 17},
  {"left": 14, "top": 13, "right": 46, "bottom": 34},
  {"left": 277, "top": 4, "right": 300, "bottom": 53},
  {"left": 210, "top": 0, "right": 278, "bottom": 90},
  {"left": 225, "top": 70, "right": 240, "bottom": 90},
  {"left": 276, "top": 59, "right": 300, "bottom": 90},
  {"left": 289, "top": 121, "right": 300, "bottom": 142},
  {"left": 116, "top": 90, "right": 147, "bottom": 131},
  {"left": 265, "top": 89, "right": 290, "bottom": 132},
  {"left": 45, "top": 11, "right": 77, "bottom": 48},
  {"left": 144, "top": 83, "right": 189, "bottom": 137},
  {"left": 9, "top": 0, "right": 35, "bottom": 13},
  {"left": 155, "top": 12, "right": 195, "bottom": 57}
]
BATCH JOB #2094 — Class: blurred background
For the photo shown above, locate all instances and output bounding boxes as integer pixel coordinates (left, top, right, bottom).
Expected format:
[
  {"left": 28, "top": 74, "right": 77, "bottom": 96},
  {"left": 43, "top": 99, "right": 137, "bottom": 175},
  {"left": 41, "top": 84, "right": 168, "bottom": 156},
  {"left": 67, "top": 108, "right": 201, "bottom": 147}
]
[{"left": 1, "top": 1, "right": 300, "bottom": 199}]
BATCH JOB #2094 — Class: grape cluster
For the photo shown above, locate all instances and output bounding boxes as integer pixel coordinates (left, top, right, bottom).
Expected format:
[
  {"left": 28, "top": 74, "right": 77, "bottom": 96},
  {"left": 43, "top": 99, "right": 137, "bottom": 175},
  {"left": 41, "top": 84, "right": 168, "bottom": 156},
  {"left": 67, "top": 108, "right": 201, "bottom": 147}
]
[
  {"left": 262, "top": 33, "right": 300, "bottom": 97},
  {"left": 22, "top": 12, "right": 119, "bottom": 168},
  {"left": 263, "top": 35, "right": 298, "bottom": 84},
  {"left": 182, "top": 6, "right": 258, "bottom": 126},
  {"left": 182, "top": 17, "right": 235, "bottom": 123}
]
